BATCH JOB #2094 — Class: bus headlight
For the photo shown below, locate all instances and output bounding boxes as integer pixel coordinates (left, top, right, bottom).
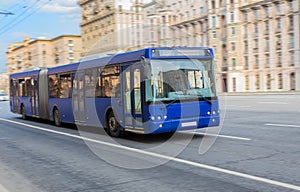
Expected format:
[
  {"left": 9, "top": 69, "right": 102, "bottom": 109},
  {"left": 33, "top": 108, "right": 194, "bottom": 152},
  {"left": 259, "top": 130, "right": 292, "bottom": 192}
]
[
  {"left": 159, "top": 124, "right": 163, "bottom": 128},
  {"left": 212, "top": 110, "right": 216, "bottom": 115},
  {"left": 157, "top": 115, "right": 162, "bottom": 120},
  {"left": 207, "top": 111, "right": 211, "bottom": 115},
  {"left": 164, "top": 115, "right": 167, "bottom": 119},
  {"left": 151, "top": 116, "right": 155, "bottom": 121}
]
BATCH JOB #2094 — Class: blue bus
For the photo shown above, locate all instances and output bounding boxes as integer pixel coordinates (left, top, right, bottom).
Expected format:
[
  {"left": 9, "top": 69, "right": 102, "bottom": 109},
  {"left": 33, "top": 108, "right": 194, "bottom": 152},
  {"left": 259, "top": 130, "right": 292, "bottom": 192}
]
[{"left": 10, "top": 47, "right": 220, "bottom": 137}]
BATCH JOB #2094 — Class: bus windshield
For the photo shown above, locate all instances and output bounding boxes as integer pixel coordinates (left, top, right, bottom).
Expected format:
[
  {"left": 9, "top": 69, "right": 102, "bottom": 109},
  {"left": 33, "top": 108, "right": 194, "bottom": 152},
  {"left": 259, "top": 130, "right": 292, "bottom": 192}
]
[{"left": 145, "top": 59, "right": 216, "bottom": 102}]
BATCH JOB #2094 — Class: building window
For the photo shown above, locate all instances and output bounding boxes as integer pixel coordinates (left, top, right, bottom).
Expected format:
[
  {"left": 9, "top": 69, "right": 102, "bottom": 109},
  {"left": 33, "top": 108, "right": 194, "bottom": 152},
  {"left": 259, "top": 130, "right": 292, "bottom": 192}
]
[
  {"left": 245, "top": 75, "right": 249, "bottom": 91},
  {"left": 288, "top": 0, "right": 294, "bottom": 11},
  {"left": 254, "top": 40, "right": 258, "bottom": 51},
  {"left": 232, "top": 42, "right": 236, "bottom": 51},
  {"left": 265, "top": 39, "right": 270, "bottom": 52},
  {"left": 212, "top": 1, "right": 215, "bottom": 9},
  {"left": 254, "top": 24, "right": 258, "bottom": 36},
  {"left": 255, "top": 74, "right": 260, "bottom": 90},
  {"left": 68, "top": 40, "right": 73, "bottom": 45},
  {"left": 276, "top": 3, "right": 281, "bottom": 15},
  {"left": 278, "top": 73, "right": 283, "bottom": 89},
  {"left": 244, "top": 42, "right": 248, "bottom": 52},
  {"left": 290, "top": 34, "right": 294, "bottom": 49},
  {"left": 200, "top": 7, "right": 205, "bottom": 14},
  {"left": 289, "top": 15, "right": 294, "bottom": 30},
  {"left": 254, "top": 9, "right": 259, "bottom": 21},
  {"left": 231, "top": 27, "right": 235, "bottom": 35},
  {"left": 264, "top": 6, "right": 269, "bottom": 17},
  {"left": 266, "top": 55, "right": 270, "bottom": 68},
  {"left": 232, "top": 58, "right": 236, "bottom": 68},
  {"left": 69, "top": 53, "right": 74, "bottom": 59},
  {"left": 290, "top": 72, "right": 295, "bottom": 90},
  {"left": 266, "top": 74, "right": 271, "bottom": 90},
  {"left": 232, "top": 78, "right": 236, "bottom": 92},
  {"left": 244, "top": 56, "right": 248, "bottom": 70},
  {"left": 276, "top": 36, "right": 281, "bottom": 50},
  {"left": 212, "top": 16, "right": 216, "bottom": 28},
  {"left": 230, "top": 12, "right": 234, "bottom": 23},
  {"left": 265, "top": 21, "right": 269, "bottom": 33},
  {"left": 243, "top": 11, "right": 248, "bottom": 22},
  {"left": 244, "top": 26, "right": 248, "bottom": 38},
  {"left": 277, "top": 19, "right": 281, "bottom": 32},
  {"left": 212, "top": 31, "right": 217, "bottom": 38},
  {"left": 277, "top": 53, "right": 282, "bottom": 67},
  {"left": 255, "top": 55, "right": 259, "bottom": 69},
  {"left": 290, "top": 52, "right": 294, "bottom": 66}
]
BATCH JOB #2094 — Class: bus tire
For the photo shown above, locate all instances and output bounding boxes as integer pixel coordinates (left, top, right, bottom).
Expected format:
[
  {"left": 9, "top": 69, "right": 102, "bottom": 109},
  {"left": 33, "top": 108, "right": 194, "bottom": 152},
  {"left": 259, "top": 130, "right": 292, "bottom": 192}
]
[
  {"left": 21, "top": 105, "right": 27, "bottom": 120},
  {"left": 107, "top": 111, "right": 122, "bottom": 137},
  {"left": 53, "top": 108, "right": 61, "bottom": 127}
]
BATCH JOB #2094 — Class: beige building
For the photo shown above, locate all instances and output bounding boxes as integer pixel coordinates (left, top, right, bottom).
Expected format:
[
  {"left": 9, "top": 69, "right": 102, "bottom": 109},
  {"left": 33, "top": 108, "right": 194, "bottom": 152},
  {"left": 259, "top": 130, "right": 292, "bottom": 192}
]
[
  {"left": 0, "top": 73, "right": 9, "bottom": 94},
  {"left": 143, "top": 0, "right": 300, "bottom": 92},
  {"left": 78, "top": 0, "right": 300, "bottom": 92},
  {"left": 78, "top": 0, "right": 150, "bottom": 55},
  {"left": 7, "top": 35, "right": 82, "bottom": 74},
  {"left": 143, "top": 0, "right": 209, "bottom": 47}
]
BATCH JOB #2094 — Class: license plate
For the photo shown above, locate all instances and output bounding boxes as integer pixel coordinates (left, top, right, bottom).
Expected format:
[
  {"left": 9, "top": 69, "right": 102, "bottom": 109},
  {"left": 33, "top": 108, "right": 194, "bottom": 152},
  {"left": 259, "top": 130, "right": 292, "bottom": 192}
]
[{"left": 181, "top": 121, "right": 197, "bottom": 127}]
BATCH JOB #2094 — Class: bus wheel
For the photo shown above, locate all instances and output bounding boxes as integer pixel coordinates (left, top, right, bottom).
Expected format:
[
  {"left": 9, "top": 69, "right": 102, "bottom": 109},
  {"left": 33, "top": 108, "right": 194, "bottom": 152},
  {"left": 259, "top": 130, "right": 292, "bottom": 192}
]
[
  {"left": 107, "top": 111, "right": 121, "bottom": 137},
  {"left": 21, "top": 105, "right": 26, "bottom": 120},
  {"left": 53, "top": 108, "right": 61, "bottom": 127}
]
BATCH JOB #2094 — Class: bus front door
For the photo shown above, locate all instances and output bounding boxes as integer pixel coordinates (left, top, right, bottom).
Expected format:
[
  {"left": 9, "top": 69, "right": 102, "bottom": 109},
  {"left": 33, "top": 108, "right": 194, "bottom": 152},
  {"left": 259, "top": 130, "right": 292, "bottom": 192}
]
[
  {"left": 122, "top": 65, "right": 144, "bottom": 133},
  {"left": 73, "top": 72, "right": 86, "bottom": 124}
]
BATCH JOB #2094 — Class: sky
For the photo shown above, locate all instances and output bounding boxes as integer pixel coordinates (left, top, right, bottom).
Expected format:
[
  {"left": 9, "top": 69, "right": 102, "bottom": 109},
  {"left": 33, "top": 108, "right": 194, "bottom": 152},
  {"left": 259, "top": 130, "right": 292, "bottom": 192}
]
[{"left": 0, "top": 0, "right": 81, "bottom": 73}]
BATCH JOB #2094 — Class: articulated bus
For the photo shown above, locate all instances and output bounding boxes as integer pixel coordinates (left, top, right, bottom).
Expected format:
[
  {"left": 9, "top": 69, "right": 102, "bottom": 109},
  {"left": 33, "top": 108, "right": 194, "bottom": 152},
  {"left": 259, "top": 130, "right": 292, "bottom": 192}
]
[{"left": 10, "top": 47, "right": 220, "bottom": 137}]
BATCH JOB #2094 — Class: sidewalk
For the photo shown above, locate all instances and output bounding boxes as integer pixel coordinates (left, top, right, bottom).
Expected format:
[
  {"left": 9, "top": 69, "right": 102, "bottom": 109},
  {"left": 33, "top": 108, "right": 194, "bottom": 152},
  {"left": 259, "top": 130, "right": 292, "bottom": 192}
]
[{"left": 218, "top": 91, "right": 300, "bottom": 96}]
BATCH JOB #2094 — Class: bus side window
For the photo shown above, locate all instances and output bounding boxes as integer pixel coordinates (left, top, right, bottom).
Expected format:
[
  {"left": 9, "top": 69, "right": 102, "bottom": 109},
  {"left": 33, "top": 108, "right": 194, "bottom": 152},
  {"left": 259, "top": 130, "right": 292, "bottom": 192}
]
[
  {"left": 49, "top": 75, "right": 59, "bottom": 98},
  {"left": 99, "top": 66, "right": 120, "bottom": 98},
  {"left": 18, "top": 79, "right": 25, "bottom": 97},
  {"left": 59, "top": 74, "right": 72, "bottom": 98},
  {"left": 25, "top": 78, "right": 31, "bottom": 97}
]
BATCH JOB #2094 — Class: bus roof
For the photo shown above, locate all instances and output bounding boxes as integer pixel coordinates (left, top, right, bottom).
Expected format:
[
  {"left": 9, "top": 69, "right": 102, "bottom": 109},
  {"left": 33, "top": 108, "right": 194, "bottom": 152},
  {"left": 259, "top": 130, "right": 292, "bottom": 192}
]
[
  {"left": 10, "top": 69, "right": 40, "bottom": 79},
  {"left": 11, "top": 47, "right": 214, "bottom": 76}
]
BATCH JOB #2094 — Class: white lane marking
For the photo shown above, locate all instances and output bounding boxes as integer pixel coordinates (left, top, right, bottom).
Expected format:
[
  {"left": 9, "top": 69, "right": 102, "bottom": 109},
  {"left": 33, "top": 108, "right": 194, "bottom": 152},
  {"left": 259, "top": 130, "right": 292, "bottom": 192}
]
[
  {"left": 265, "top": 123, "right": 300, "bottom": 128},
  {"left": 0, "top": 118, "right": 299, "bottom": 191},
  {"left": 182, "top": 131, "right": 251, "bottom": 141},
  {"left": 0, "top": 184, "right": 10, "bottom": 192},
  {"left": 257, "top": 102, "right": 288, "bottom": 105}
]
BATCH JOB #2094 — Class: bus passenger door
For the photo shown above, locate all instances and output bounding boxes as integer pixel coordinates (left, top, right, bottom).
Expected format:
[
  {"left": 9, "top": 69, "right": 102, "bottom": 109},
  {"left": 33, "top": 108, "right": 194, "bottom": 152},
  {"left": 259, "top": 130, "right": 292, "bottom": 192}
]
[
  {"left": 11, "top": 79, "right": 19, "bottom": 112},
  {"left": 30, "top": 77, "right": 39, "bottom": 116},
  {"left": 73, "top": 72, "right": 86, "bottom": 124},
  {"left": 122, "top": 65, "right": 144, "bottom": 132}
]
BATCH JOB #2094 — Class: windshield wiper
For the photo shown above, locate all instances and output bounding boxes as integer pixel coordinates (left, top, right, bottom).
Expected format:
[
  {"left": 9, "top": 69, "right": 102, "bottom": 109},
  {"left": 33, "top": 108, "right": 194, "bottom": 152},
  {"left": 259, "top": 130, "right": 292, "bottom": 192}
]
[{"left": 161, "top": 99, "right": 179, "bottom": 109}]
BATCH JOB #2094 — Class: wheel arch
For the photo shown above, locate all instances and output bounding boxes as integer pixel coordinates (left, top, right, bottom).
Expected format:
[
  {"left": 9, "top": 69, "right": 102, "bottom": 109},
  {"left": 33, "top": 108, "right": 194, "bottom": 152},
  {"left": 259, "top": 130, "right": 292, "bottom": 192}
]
[{"left": 51, "top": 104, "right": 60, "bottom": 121}]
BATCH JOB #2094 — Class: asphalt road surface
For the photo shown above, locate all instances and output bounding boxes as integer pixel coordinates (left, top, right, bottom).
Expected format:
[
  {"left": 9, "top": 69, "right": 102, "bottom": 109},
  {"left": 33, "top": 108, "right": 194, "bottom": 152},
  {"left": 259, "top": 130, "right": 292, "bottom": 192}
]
[{"left": 0, "top": 94, "right": 299, "bottom": 192}]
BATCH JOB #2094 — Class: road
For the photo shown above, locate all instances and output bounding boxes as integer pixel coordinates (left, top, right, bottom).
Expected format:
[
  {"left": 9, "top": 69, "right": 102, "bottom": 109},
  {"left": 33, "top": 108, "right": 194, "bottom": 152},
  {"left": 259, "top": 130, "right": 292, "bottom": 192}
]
[{"left": 0, "top": 94, "right": 299, "bottom": 192}]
